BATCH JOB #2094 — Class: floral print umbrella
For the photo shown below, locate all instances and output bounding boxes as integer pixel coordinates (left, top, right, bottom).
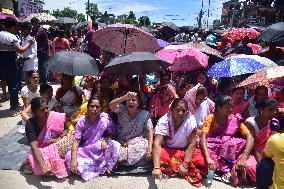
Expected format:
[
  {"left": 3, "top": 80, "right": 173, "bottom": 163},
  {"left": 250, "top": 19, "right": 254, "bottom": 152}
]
[
  {"left": 92, "top": 23, "right": 160, "bottom": 55},
  {"left": 23, "top": 13, "right": 56, "bottom": 22},
  {"left": 237, "top": 66, "right": 284, "bottom": 89},
  {"left": 222, "top": 28, "right": 260, "bottom": 43}
]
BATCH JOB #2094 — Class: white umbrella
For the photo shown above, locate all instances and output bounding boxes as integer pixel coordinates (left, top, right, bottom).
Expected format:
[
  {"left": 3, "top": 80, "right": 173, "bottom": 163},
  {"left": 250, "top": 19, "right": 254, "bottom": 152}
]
[{"left": 24, "top": 13, "right": 56, "bottom": 22}]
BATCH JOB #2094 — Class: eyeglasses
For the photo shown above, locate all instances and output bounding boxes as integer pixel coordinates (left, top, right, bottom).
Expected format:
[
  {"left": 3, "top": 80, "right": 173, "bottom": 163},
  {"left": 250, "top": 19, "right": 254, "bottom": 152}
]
[{"left": 32, "top": 76, "right": 39, "bottom": 79}]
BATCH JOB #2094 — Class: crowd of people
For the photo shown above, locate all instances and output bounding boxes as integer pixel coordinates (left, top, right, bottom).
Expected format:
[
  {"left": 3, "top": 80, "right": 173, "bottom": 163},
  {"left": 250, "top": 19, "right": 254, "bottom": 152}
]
[{"left": 0, "top": 16, "right": 284, "bottom": 189}]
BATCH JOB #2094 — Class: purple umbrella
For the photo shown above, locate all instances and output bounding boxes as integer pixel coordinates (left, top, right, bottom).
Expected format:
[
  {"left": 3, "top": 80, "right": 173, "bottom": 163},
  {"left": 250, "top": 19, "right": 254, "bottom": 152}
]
[
  {"left": 0, "top": 13, "right": 18, "bottom": 21},
  {"left": 157, "top": 39, "right": 171, "bottom": 48}
]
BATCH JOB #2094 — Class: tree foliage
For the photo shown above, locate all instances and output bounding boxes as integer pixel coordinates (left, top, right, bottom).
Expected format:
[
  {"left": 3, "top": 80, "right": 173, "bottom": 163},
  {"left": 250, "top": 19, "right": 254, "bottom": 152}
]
[
  {"left": 77, "top": 13, "right": 86, "bottom": 22},
  {"left": 86, "top": 2, "right": 102, "bottom": 22},
  {"left": 115, "top": 11, "right": 137, "bottom": 25},
  {"left": 52, "top": 7, "right": 78, "bottom": 19},
  {"left": 138, "top": 16, "right": 151, "bottom": 26},
  {"left": 213, "top": 19, "right": 221, "bottom": 29}
]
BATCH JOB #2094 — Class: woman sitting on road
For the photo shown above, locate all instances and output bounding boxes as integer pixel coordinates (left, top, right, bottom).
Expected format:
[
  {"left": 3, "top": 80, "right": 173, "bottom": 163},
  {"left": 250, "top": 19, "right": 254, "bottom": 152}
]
[
  {"left": 55, "top": 74, "right": 83, "bottom": 118},
  {"left": 109, "top": 91, "right": 154, "bottom": 167},
  {"left": 200, "top": 95, "right": 254, "bottom": 185},
  {"left": 244, "top": 98, "right": 279, "bottom": 185},
  {"left": 149, "top": 84, "right": 178, "bottom": 126},
  {"left": 152, "top": 98, "right": 208, "bottom": 187},
  {"left": 23, "top": 97, "right": 69, "bottom": 178},
  {"left": 65, "top": 96, "right": 120, "bottom": 181}
]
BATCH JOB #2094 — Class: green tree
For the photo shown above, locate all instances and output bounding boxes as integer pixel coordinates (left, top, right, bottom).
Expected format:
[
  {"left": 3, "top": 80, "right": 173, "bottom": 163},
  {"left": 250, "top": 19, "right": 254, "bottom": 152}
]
[
  {"left": 77, "top": 13, "right": 86, "bottom": 22},
  {"left": 138, "top": 16, "right": 151, "bottom": 26},
  {"left": 116, "top": 14, "right": 128, "bottom": 23},
  {"left": 52, "top": 7, "right": 78, "bottom": 19},
  {"left": 212, "top": 19, "right": 221, "bottom": 29},
  {"left": 128, "top": 11, "right": 136, "bottom": 20},
  {"left": 86, "top": 2, "right": 102, "bottom": 22}
]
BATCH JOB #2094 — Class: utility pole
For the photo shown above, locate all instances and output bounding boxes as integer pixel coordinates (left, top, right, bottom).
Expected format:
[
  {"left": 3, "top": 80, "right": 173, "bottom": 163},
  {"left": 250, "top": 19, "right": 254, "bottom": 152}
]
[
  {"left": 207, "top": 0, "right": 211, "bottom": 28},
  {"left": 87, "top": 0, "right": 89, "bottom": 21}
]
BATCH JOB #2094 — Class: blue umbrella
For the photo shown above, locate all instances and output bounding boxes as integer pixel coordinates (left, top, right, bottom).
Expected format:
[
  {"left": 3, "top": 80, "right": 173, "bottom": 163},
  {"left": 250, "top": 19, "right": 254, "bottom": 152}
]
[
  {"left": 208, "top": 56, "right": 267, "bottom": 78},
  {"left": 157, "top": 39, "right": 171, "bottom": 48}
]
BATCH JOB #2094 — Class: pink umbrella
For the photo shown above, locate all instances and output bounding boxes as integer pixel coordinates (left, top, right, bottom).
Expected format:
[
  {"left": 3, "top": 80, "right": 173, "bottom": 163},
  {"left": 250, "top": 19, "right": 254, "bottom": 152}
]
[
  {"left": 155, "top": 48, "right": 209, "bottom": 72},
  {"left": 92, "top": 23, "right": 160, "bottom": 55},
  {"left": 0, "top": 13, "right": 18, "bottom": 21}
]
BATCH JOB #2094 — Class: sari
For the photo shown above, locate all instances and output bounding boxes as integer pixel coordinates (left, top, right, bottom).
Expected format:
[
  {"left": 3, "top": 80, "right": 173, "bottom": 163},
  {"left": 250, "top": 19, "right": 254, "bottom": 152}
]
[
  {"left": 245, "top": 117, "right": 273, "bottom": 184},
  {"left": 65, "top": 113, "right": 120, "bottom": 181},
  {"left": 233, "top": 100, "right": 248, "bottom": 116},
  {"left": 201, "top": 114, "right": 249, "bottom": 173},
  {"left": 149, "top": 85, "right": 175, "bottom": 121},
  {"left": 184, "top": 84, "right": 215, "bottom": 127},
  {"left": 28, "top": 111, "right": 70, "bottom": 178},
  {"left": 155, "top": 113, "right": 208, "bottom": 187}
]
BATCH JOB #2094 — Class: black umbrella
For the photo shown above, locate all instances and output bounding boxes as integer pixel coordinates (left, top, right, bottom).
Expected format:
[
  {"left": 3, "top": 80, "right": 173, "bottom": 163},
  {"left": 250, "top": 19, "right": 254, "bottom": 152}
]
[
  {"left": 46, "top": 51, "right": 99, "bottom": 76},
  {"left": 104, "top": 52, "right": 170, "bottom": 75},
  {"left": 259, "top": 22, "right": 284, "bottom": 44},
  {"left": 162, "top": 22, "right": 180, "bottom": 31}
]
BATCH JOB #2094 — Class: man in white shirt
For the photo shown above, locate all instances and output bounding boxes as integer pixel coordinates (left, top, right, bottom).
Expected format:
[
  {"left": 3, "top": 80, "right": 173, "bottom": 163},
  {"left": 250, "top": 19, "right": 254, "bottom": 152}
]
[
  {"left": 20, "top": 22, "right": 38, "bottom": 74},
  {"left": 0, "top": 18, "right": 35, "bottom": 116}
]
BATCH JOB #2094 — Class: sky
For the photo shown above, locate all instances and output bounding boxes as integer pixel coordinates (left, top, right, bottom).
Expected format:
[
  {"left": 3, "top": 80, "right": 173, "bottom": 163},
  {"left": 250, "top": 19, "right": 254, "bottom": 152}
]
[{"left": 44, "top": 0, "right": 228, "bottom": 26}]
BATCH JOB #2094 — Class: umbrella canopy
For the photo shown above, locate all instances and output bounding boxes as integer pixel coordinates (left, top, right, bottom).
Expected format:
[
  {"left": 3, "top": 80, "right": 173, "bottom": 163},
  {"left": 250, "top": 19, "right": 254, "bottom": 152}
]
[
  {"left": 156, "top": 48, "right": 209, "bottom": 72},
  {"left": 157, "top": 39, "right": 171, "bottom": 48},
  {"left": 222, "top": 28, "right": 260, "bottom": 43},
  {"left": 237, "top": 66, "right": 284, "bottom": 89},
  {"left": 207, "top": 56, "right": 267, "bottom": 78},
  {"left": 186, "top": 42, "right": 223, "bottom": 65},
  {"left": 162, "top": 22, "right": 180, "bottom": 31},
  {"left": 46, "top": 51, "right": 99, "bottom": 76},
  {"left": 0, "top": 13, "right": 17, "bottom": 20},
  {"left": 230, "top": 54, "right": 278, "bottom": 68},
  {"left": 92, "top": 23, "right": 160, "bottom": 55},
  {"left": 259, "top": 22, "right": 284, "bottom": 44},
  {"left": 23, "top": 13, "right": 56, "bottom": 22},
  {"left": 104, "top": 52, "right": 170, "bottom": 75},
  {"left": 75, "top": 21, "right": 91, "bottom": 30},
  {"left": 55, "top": 17, "right": 77, "bottom": 24}
]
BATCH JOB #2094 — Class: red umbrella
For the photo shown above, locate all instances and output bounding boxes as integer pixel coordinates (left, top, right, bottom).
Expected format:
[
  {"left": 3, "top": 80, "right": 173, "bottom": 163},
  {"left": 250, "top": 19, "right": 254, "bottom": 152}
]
[{"left": 222, "top": 28, "right": 260, "bottom": 43}]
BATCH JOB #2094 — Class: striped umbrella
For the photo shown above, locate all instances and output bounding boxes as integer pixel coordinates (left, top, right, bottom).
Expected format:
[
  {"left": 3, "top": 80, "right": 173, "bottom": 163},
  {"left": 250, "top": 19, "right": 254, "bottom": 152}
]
[{"left": 92, "top": 24, "right": 160, "bottom": 55}]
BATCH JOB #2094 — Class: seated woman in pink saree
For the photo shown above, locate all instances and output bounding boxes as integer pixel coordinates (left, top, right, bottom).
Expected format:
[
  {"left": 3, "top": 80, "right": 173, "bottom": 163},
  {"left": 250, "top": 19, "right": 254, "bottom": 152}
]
[
  {"left": 24, "top": 97, "right": 70, "bottom": 178},
  {"left": 245, "top": 98, "right": 279, "bottom": 185},
  {"left": 200, "top": 95, "right": 254, "bottom": 185},
  {"left": 66, "top": 96, "right": 120, "bottom": 181},
  {"left": 149, "top": 84, "right": 178, "bottom": 125}
]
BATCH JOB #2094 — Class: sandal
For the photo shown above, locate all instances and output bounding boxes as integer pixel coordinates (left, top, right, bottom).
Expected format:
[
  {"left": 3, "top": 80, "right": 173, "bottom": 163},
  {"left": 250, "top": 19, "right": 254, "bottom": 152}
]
[
  {"left": 22, "top": 161, "right": 33, "bottom": 174},
  {"left": 221, "top": 172, "right": 231, "bottom": 184}
]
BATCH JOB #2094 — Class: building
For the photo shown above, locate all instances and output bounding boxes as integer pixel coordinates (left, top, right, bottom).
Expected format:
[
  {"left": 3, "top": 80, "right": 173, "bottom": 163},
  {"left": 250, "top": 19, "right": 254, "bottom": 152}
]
[{"left": 221, "top": 0, "right": 283, "bottom": 28}]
